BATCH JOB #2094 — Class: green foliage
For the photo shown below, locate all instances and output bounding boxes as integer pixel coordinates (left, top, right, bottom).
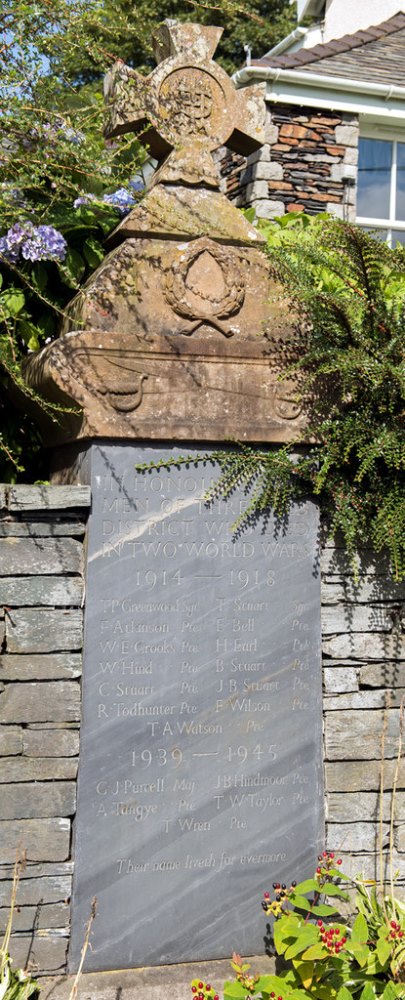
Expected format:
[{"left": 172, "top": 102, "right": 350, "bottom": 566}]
[
  {"left": 16, "top": 0, "right": 294, "bottom": 82},
  {"left": 203, "top": 214, "right": 405, "bottom": 580},
  {"left": 193, "top": 851, "right": 405, "bottom": 1000},
  {"left": 0, "top": 858, "right": 40, "bottom": 1000}
]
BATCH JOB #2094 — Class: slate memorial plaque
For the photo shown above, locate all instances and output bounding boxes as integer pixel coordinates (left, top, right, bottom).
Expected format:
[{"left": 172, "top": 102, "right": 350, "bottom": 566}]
[{"left": 70, "top": 443, "right": 323, "bottom": 972}]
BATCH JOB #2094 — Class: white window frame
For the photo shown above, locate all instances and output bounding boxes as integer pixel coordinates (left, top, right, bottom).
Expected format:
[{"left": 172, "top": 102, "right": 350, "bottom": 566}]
[{"left": 356, "top": 128, "right": 405, "bottom": 247}]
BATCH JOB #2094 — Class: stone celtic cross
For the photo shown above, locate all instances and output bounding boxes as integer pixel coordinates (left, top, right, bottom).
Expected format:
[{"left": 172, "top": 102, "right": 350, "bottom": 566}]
[{"left": 104, "top": 20, "right": 266, "bottom": 188}]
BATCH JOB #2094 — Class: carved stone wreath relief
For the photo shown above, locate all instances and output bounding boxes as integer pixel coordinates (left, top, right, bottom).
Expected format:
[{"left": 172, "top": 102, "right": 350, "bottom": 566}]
[{"left": 163, "top": 238, "right": 245, "bottom": 336}]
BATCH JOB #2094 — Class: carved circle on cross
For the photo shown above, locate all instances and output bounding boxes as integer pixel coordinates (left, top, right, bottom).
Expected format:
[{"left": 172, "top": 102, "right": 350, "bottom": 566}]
[{"left": 158, "top": 67, "right": 227, "bottom": 147}]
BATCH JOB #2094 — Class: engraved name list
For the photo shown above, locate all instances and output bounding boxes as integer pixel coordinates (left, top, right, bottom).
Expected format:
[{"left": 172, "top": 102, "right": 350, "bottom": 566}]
[{"left": 70, "top": 444, "right": 323, "bottom": 970}]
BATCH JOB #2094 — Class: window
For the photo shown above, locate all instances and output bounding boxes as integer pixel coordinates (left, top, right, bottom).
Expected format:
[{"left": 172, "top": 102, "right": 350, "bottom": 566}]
[{"left": 356, "top": 136, "right": 405, "bottom": 247}]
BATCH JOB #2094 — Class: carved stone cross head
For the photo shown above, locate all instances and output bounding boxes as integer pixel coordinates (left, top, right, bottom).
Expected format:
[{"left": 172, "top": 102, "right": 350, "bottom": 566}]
[{"left": 104, "top": 20, "right": 266, "bottom": 189}]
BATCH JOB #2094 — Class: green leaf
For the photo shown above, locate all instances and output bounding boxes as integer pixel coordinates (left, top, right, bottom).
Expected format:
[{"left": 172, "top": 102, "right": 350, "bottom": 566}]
[
  {"left": 0, "top": 289, "right": 25, "bottom": 318},
  {"left": 27, "top": 333, "right": 40, "bottom": 351},
  {"left": 301, "top": 944, "right": 327, "bottom": 961},
  {"left": 32, "top": 262, "right": 48, "bottom": 291},
  {"left": 365, "top": 951, "right": 384, "bottom": 974},
  {"left": 83, "top": 236, "right": 104, "bottom": 268},
  {"left": 320, "top": 883, "right": 349, "bottom": 899},
  {"left": 291, "top": 879, "right": 320, "bottom": 895},
  {"left": 242, "top": 207, "right": 256, "bottom": 224},
  {"left": 256, "top": 975, "right": 291, "bottom": 995},
  {"left": 223, "top": 983, "right": 249, "bottom": 1000},
  {"left": 289, "top": 895, "right": 315, "bottom": 912},
  {"left": 291, "top": 959, "right": 313, "bottom": 989},
  {"left": 345, "top": 940, "right": 370, "bottom": 968},
  {"left": 351, "top": 913, "right": 369, "bottom": 943},
  {"left": 359, "top": 984, "right": 376, "bottom": 1000},
  {"left": 63, "top": 248, "right": 85, "bottom": 284},
  {"left": 284, "top": 926, "right": 319, "bottom": 960},
  {"left": 336, "top": 988, "right": 353, "bottom": 1000},
  {"left": 382, "top": 983, "right": 402, "bottom": 1000},
  {"left": 376, "top": 937, "right": 392, "bottom": 967},
  {"left": 273, "top": 915, "right": 302, "bottom": 955},
  {"left": 310, "top": 903, "right": 339, "bottom": 916}
]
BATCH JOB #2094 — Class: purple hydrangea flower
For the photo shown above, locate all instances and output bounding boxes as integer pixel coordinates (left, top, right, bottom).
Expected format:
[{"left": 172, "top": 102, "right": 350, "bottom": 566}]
[
  {"left": 73, "top": 193, "right": 96, "bottom": 209},
  {"left": 21, "top": 225, "right": 67, "bottom": 262},
  {"left": 64, "top": 128, "right": 85, "bottom": 146},
  {"left": 0, "top": 222, "right": 67, "bottom": 263},
  {"left": 102, "top": 187, "right": 136, "bottom": 215},
  {"left": 0, "top": 235, "right": 19, "bottom": 262}
]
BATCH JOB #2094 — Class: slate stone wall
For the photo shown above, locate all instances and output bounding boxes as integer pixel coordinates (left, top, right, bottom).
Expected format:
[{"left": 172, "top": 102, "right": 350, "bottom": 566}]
[
  {"left": 0, "top": 484, "right": 90, "bottom": 976},
  {"left": 0, "top": 484, "right": 403, "bottom": 977},
  {"left": 321, "top": 541, "right": 405, "bottom": 884},
  {"left": 220, "top": 104, "right": 358, "bottom": 221}
]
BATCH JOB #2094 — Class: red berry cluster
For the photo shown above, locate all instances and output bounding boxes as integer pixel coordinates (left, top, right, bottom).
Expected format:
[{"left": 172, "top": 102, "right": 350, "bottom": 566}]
[
  {"left": 316, "top": 851, "right": 342, "bottom": 875},
  {"left": 388, "top": 920, "right": 404, "bottom": 942},
  {"left": 269, "top": 993, "right": 283, "bottom": 1000},
  {"left": 191, "top": 981, "right": 219, "bottom": 1000},
  {"left": 317, "top": 920, "right": 346, "bottom": 955}
]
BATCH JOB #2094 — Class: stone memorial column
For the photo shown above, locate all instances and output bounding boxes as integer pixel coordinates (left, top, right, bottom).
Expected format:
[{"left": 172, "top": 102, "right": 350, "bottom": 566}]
[{"left": 25, "top": 21, "right": 323, "bottom": 974}]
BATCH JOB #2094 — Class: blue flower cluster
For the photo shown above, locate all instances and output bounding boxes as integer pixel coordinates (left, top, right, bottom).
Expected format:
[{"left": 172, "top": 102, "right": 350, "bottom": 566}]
[
  {"left": 102, "top": 187, "right": 137, "bottom": 213},
  {"left": 73, "top": 187, "right": 136, "bottom": 215},
  {"left": 0, "top": 223, "right": 67, "bottom": 263}
]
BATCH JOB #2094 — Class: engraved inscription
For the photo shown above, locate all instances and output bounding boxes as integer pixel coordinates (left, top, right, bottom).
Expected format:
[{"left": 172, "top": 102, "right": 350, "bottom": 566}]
[{"left": 71, "top": 444, "right": 323, "bottom": 971}]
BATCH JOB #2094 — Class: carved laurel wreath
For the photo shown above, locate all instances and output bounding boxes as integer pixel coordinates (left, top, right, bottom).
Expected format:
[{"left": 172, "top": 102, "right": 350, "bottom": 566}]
[{"left": 164, "top": 238, "right": 245, "bottom": 321}]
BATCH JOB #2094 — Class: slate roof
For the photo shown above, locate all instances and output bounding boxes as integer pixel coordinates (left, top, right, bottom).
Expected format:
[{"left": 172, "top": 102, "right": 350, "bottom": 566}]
[{"left": 253, "top": 11, "right": 405, "bottom": 87}]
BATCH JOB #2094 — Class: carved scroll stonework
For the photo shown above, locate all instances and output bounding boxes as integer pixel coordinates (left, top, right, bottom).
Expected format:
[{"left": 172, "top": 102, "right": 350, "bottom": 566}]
[
  {"left": 24, "top": 20, "right": 308, "bottom": 446},
  {"left": 25, "top": 330, "right": 307, "bottom": 443}
]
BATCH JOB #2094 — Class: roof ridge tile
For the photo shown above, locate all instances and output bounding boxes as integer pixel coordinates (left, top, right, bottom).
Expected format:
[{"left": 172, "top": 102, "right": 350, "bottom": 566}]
[{"left": 255, "top": 10, "right": 405, "bottom": 69}]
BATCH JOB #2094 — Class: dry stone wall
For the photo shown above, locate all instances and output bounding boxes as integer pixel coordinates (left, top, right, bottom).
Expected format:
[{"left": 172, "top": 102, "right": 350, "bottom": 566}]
[
  {"left": 0, "top": 485, "right": 404, "bottom": 977},
  {"left": 221, "top": 104, "right": 358, "bottom": 221},
  {"left": 0, "top": 484, "right": 90, "bottom": 976},
  {"left": 321, "top": 541, "right": 405, "bottom": 884}
]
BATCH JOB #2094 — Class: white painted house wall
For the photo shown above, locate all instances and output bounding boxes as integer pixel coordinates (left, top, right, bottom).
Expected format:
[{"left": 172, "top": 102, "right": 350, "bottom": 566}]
[
  {"left": 323, "top": 0, "right": 405, "bottom": 41},
  {"left": 292, "top": 0, "right": 405, "bottom": 50}
]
